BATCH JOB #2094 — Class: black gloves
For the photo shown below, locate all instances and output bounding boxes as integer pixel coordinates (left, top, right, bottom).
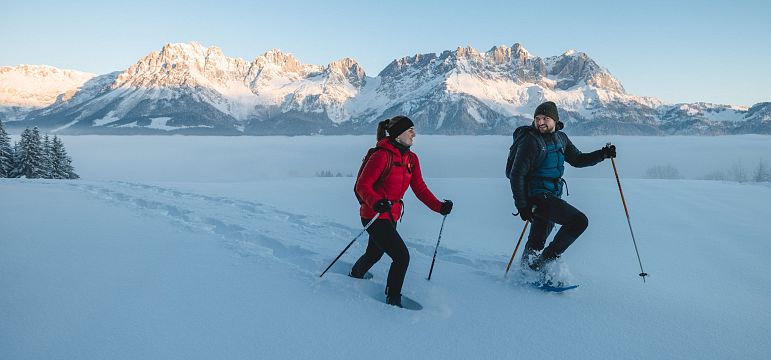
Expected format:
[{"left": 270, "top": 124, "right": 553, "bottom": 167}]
[
  {"left": 373, "top": 199, "right": 392, "bottom": 213},
  {"left": 517, "top": 205, "right": 534, "bottom": 222},
  {"left": 439, "top": 200, "right": 453, "bottom": 215},
  {"left": 601, "top": 144, "right": 616, "bottom": 159}
]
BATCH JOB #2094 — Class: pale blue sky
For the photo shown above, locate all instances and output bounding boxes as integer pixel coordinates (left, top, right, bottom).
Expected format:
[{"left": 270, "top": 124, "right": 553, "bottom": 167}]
[{"left": 2, "top": 0, "right": 769, "bottom": 106}]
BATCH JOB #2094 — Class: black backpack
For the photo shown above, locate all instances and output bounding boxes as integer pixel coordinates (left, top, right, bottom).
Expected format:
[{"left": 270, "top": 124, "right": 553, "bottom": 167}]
[
  {"left": 505, "top": 126, "right": 533, "bottom": 179},
  {"left": 506, "top": 126, "right": 571, "bottom": 195},
  {"left": 506, "top": 126, "right": 569, "bottom": 178}
]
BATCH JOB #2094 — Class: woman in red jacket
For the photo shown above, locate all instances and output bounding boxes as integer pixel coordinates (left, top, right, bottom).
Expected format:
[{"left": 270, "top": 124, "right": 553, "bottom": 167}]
[{"left": 351, "top": 115, "right": 453, "bottom": 307}]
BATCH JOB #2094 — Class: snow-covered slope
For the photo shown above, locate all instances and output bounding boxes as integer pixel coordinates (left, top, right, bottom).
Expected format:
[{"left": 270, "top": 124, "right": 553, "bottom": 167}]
[
  {"left": 1, "top": 135, "right": 770, "bottom": 358},
  {"left": 1, "top": 176, "right": 769, "bottom": 359},
  {"left": 0, "top": 65, "right": 94, "bottom": 121}
]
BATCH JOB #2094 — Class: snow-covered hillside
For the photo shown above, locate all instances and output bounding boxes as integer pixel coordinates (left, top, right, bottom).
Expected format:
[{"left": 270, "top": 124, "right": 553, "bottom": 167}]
[
  {"left": 2, "top": 177, "right": 769, "bottom": 359},
  {"left": 1, "top": 135, "right": 769, "bottom": 359}
]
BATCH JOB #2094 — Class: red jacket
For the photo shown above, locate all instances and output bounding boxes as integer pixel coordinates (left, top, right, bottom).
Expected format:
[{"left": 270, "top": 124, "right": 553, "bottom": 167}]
[{"left": 356, "top": 138, "right": 443, "bottom": 221}]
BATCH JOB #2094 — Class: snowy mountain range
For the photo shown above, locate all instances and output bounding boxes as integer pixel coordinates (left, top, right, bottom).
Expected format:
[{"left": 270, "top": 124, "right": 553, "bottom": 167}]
[
  {"left": 0, "top": 65, "right": 95, "bottom": 123},
  {"left": 1, "top": 42, "right": 769, "bottom": 135}
]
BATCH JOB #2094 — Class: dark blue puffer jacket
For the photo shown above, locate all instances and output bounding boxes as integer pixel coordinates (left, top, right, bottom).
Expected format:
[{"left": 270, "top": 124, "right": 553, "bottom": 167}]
[{"left": 508, "top": 125, "right": 605, "bottom": 211}]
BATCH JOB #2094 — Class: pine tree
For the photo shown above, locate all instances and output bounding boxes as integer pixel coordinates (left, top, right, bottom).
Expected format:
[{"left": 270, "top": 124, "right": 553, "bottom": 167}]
[
  {"left": 0, "top": 119, "right": 14, "bottom": 178},
  {"left": 754, "top": 159, "right": 771, "bottom": 182},
  {"left": 13, "top": 127, "right": 46, "bottom": 178},
  {"left": 27, "top": 127, "right": 45, "bottom": 178},
  {"left": 11, "top": 128, "right": 30, "bottom": 178},
  {"left": 42, "top": 134, "right": 53, "bottom": 179},
  {"left": 10, "top": 140, "right": 22, "bottom": 178},
  {"left": 50, "top": 135, "right": 64, "bottom": 179},
  {"left": 729, "top": 161, "right": 748, "bottom": 183},
  {"left": 51, "top": 136, "right": 78, "bottom": 179}
]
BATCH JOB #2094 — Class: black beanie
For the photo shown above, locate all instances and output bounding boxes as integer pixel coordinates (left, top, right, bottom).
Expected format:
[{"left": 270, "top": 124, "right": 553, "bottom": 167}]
[
  {"left": 533, "top": 101, "right": 564, "bottom": 130},
  {"left": 387, "top": 116, "right": 415, "bottom": 138},
  {"left": 534, "top": 101, "right": 559, "bottom": 121}
]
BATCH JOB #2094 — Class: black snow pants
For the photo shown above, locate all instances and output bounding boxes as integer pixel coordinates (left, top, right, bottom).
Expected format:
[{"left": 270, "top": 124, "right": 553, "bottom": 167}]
[
  {"left": 523, "top": 192, "right": 589, "bottom": 264},
  {"left": 350, "top": 218, "right": 410, "bottom": 297}
]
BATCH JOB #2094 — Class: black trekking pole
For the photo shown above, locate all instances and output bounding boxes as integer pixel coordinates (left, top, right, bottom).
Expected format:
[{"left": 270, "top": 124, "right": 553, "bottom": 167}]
[
  {"left": 319, "top": 214, "right": 381, "bottom": 278},
  {"left": 427, "top": 215, "right": 448, "bottom": 281},
  {"left": 608, "top": 143, "right": 649, "bottom": 282}
]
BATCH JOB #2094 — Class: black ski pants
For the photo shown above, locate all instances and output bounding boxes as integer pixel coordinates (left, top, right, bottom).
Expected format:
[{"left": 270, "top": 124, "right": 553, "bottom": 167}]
[
  {"left": 351, "top": 218, "right": 410, "bottom": 297},
  {"left": 524, "top": 192, "right": 589, "bottom": 262}
]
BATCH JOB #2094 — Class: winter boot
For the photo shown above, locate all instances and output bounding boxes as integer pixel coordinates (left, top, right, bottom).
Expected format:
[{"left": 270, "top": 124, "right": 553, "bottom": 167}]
[
  {"left": 386, "top": 294, "right": 403, "bottom": 308},
  {"left": 520, "top": 246, "right": 538, "bottom": 269},
  {"left": 529, "top": 252, "right": 559, "bottom": 272},
  {"left": 385, "top": 286, "right": 403, "bottom": 308}
]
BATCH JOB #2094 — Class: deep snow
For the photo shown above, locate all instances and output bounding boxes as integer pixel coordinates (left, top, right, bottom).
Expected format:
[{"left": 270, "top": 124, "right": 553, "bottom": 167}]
[{"left": 1, "top": 136, "right": 770, "bottom": 359}]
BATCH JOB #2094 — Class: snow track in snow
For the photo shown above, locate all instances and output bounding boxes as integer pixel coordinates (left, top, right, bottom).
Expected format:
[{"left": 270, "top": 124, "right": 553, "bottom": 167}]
[
  {"left": 68, "top": 181, "right": 504, "bottom": 282},
  {"left": 70, "top": 182, "right": 335, "bottom": 271}
]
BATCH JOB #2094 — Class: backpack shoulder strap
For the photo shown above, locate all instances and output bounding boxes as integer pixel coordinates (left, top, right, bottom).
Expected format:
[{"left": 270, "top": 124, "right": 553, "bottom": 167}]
[
  {"left": 554, "top": 131, "right": 568, "bottom": 153},
  {"left": 375, "top": 148, "right": 393, "bottom": 186},
  {"left": 405, "top": 151, "right": 414, "bottom": 173},
  {"left": 355, "top": 147, "right": 393, "bottom": 202},
  {"left": 529, "top": 132, "right": 549, "bottom": 172}
]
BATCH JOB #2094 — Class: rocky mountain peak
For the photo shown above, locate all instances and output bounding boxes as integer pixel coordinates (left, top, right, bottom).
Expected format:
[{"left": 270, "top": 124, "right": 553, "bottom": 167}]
[
  {"left": 511, "top": 43, "right": 532, "bottom": 61},
  {"left": 487, "top": 43, "right": 532, "bottom": 65},
  {"left": 454, "top": 45, "right": 480, "bottom": 59},
  {"left": 112, "top": 42, "right": 250, "bottom": 89},
  {"left": 253, "top": 49, "right": 308, "bottom": 73},
  {"left": 326, "top": 57, "right": 366, "bottom": 87},
  {"left": 546, "top": 50, "right": 624, "bottom": 92},
  {"left": 487, "top": 45, "right": 512, "bottom": 65},
  {"left": 0, "top": 65, "right": 94, "bottom": 108}
]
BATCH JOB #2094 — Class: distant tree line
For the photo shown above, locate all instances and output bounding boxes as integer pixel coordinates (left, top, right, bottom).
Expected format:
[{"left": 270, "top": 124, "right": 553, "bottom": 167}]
[
  {"left": 315, "top": 170, "right": 352, "bottom": 177},
  {"left": 0, "top": 120, "right": 79, "bottom": 179},
  {"left": 701, "top": 159, "right": 771, "bottom": 183},
  {"left": 645, "top": 160, "right": 771, "bottom": 183},
  {"left": 645, "top": 164, "right": 683, "bottom": 179}
]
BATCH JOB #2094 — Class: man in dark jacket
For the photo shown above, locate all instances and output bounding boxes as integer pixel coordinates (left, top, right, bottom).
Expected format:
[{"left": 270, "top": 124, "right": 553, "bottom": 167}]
[{"left": 509, "top": 101, "right": 616, "bottom": 271}]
